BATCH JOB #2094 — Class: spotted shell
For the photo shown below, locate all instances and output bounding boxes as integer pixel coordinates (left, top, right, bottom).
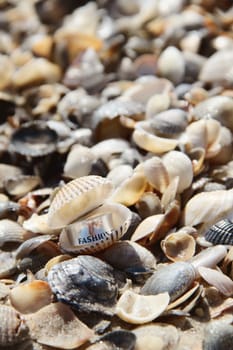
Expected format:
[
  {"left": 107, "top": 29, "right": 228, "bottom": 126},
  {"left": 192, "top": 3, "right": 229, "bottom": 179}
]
[
  {"left": 48, "top": 175, "right": 113, "bottom": 229},
  {"left": 205, "top": 219, "right": 233, "bottom": 245},
  {"left": 59, "top": 202, "right": 132, "bottom": 254}
]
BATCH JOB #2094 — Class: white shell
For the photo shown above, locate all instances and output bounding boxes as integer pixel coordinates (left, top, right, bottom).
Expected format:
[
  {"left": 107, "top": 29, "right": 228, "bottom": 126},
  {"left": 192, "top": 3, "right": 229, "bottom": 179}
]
[
  {"left": 48, "top": 175, "right": 113, "bottom": 229},
  {"left": 116, "top": 290, "right": 169, "bottom": 324}
]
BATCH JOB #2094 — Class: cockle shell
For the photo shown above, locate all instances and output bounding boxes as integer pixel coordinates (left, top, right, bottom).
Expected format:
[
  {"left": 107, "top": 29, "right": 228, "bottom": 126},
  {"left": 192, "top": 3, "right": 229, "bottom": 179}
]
[
  {"left": 9, "top": 280, "right": 53, "bottom": 314},
  {"left": 25, "top": 302, "right": 94, "bottom": 349},
  {"left": 59, "top": 202, "right": 132, "bottom": 254},
  {"left": 116, "top": 290, "right": 170, "bottom": 324},
  {"left": 48, "top": 175, "right": 113, "bottom": 229},
  {"left": 47, "top": 255, "right": 118, "bottom": 314},
  {"left": 141, "top": 262, "right": 196, "bottom": 302},
  {"left": 0, "top": 305, "right": 29, "bottom": 346},
  {"left": 0, "top": 219, "right": 35, "bottom": 247}
]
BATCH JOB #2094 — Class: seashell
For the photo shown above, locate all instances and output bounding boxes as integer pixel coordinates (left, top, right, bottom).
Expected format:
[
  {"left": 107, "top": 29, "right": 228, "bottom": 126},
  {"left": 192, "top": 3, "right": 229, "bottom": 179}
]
[
  {"left": 135, "top": 192, "right": 162, "bottom": 218},
  {"left": 63, "top": 144, "right": 95, "bottom": 179},
  {"left": 133, "top": 121, "right": 178, "bottom": 154},
  {"left": 25, "top": 302, "right": 94, "bottom": 350},
  {"left": 109, "top": 171, "right": 147, "bottom": 207},
  {"left": 92, "top": 138, "right": 130, "bottom": 164},
  {"left": 141, "top": 261, "right": 196, "bottom": 302},
  {"left": 142, "top": 157, "right": 169, "bottom": 193},
  {"left": 48, "top": 175, "right": 113, "bottom": 229},
  {"left": 44, "top": 254, "right": 72, "bottom": 273},
  {"left": 189, "top": 245, "right": 228, "bottom": 271},
  {"left": 157, "top": 46, "right": 185, "bottom": 85},
  {"left": 0, "top": 282, "right": 10, "bottom": 301},
  {"left": 4, "top": 175, "right": 40, "bottom": 197},
  {"left": 12, "top": 58, "right": 61, "bottom": 89},
  {"left": 97, "top": 330, "right": 136, "bottom": 350},
  {"left": 161, "top": 228, "right": 196, "bottom": 262},
  {"left": 0, "top": 251, "right": 17, "bottom": 278},
  {"left": 205, "top": 219, "right": 233, "bottom": 245},
  {"left": 98, "top": 240, "right": 156, "bottom": 272},
  {"left": 10, "top": 121, "right": 58, "bottom": 157},
  {"left": 0, "top": 54, "right": 14, "bottom": 90},
  {"left": 188, "top": 147, "right": 205, "bottom": 176},
  {"left": 203, "top": 321, "right": 233, "bottom": 350},
  {"left": 15, "top": 235, "right": 53, "bottom": 260},
  {"left": 146, "top": 93, "right": 171, "bottom": 119},
  {"left": 0, "top": 305, "right": 29, "bottom": 346},
  {"left": 198, "top": 266, "right": 233, "bottom": 297},
  {"left": 107, "top": 165, "right": 134, "bottom": 188},
  {"left": 182, "top": 189, "right": 233, "bottom": 234},
  {"left": 0, "top": 219, "right": 35, "bottom": 247},
  {"left": 133, "top": 323, "right": 179, "bottom": 350},
  {"left": 199, "top": 49, "right": 233, "bottom": 86},
  {"left": 9, "top": 280, "right": 53, "bottom": 314},
  {"left": 0, "top": 164, "right": 22, "bottom": 189},
  {"left": 116, "top": 290, "right": 170, "bottom": 324},
  {"left": 23, "top": 213, "right": 59, "bottom": 235},
  {"left": 166, "top": 281, "right": 201, "bottom": 312},
  {"left": 47, "top": 255, "right": 118, "bottom": 314},
  {"left": 59, "top": 202, "right": 132, "bottom": 254},
  {"left": 162, "top": 150, "right": 193, "bottom": 193},
  {"left": 150, "top": 109, "right": 188, "bottom": 136},
  {"left": 209, "top": 126, "right": 232, "bottom": 165},
  {"left": 193, "top": 96, "right": 233, "bottom": 132}
]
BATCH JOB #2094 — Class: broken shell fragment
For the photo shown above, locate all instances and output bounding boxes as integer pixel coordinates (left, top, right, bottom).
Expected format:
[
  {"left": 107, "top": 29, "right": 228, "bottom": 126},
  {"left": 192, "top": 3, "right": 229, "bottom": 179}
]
[
  {"left": 59, "top": 202, "right": 132, "bottom": 254},
  {"left": 0, "top": 305, "right": 29, "bottom": 346},
  {"left": 141, "top": 261, "right": 196, "bottom": 302},
  {"left": 9, "top": 280, "right": 53, "bottom": 314},
  {"left": 47, "top": 255, "right": 118, "bottom": 314},
  {"left": 25, "top": 302, "right": 94, "bottom": 349},
  {"left": 48, "top": 175, "right": 113, "bottom": 229},
  {"left": 116, "top": 290, "right": 170, "bottom": 324}
]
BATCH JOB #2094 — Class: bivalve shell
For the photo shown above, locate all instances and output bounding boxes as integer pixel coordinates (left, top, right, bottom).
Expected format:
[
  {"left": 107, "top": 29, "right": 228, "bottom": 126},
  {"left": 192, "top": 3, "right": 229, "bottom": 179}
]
[
  {"left": 48, "top": 175, "right": 113, "bottom": 229},
  {"left": 59, "top": 202, "right": 132, "bottom": 254},
  {"left": 205, "top": 219, "right": 233, "bottom": 245}
]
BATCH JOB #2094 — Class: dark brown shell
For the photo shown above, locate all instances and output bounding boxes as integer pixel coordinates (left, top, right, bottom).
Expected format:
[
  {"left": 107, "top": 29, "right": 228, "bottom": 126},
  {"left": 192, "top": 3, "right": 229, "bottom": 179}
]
[
  {"left": 10, "top": 121, "right": 58, "bottom": 157},
  {"left": 205, "top": 219, "right": 233, "bottom": 245},
  {"left": 47, "top": 255, "right": 118, "bottom": 315}
]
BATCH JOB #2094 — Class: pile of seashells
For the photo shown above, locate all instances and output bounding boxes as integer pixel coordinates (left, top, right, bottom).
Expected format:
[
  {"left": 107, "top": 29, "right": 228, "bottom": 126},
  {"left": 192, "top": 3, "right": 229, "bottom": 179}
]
[{"left": 0, "top": 0, "right": 233, "bottom": 349}]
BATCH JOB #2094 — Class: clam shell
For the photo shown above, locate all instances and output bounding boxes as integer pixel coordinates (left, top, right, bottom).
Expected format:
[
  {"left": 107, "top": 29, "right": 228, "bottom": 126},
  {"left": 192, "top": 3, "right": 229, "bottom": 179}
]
[
  {"left": 47, "top": 255, "right": 118, "bottom": 314},
  {"left": 25, "top": 302, "right": 94, "bottom": 349},
  {"left": 133, "top": 121, "right": 178, "bottom": 154},
  {"left": 161, "top": 229, "right": 196, "bottom": 262},
  {"left": 116, "top": 290, "right": 170, "bottom": 324},
  {"left": 4, "top": 175, "right": 40, "bottom": 197},
  {"left": 198, "top": 266, "right": 233, "bottom": 297},
  {"left": 48, "top": 175, "right": 113, "bottom": 229},
  {"left": 59, "top": 202, "right": 132, "bottom": 254},
  {"left": 205, "top": 219, "right": 233, "bottom": 245},
  {"left": 157, "top": 46, "right": 185, "bottom": 85},
  {"left": 141, "top": 261, "right": 196, "bottom": 302},
  {"left": 0, "top": 305, "right": 29, "bottom": 346},
  {"left": 0, "top": 219, "right": 34, "bottom": 247},
  {"left": 9, "top": 280, "right": 53, "bottom": 314},
  {"left": 142, "top": 157, "right": 169, "bottom": 193},
  {"left": 150, "top": 109, "right": 188, "bottom": 136},
  {"left": 10, "top": 121, "right": 58, "bottom": 157},
  {"left": 63, "top": 144, "right": 95, "bottom": 179}
]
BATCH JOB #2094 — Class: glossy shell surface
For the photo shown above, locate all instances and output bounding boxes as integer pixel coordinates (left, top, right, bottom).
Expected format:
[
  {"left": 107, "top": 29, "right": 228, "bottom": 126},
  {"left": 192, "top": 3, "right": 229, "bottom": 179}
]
[{"left": 205, "top": 219, "right": 233, "bottom": 245}]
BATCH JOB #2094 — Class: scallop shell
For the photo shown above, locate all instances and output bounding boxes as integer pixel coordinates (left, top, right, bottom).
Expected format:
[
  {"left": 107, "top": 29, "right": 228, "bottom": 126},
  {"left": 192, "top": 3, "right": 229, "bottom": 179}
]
[
  {"left": 141, "top": 262, "right": 196, "bottom": 302},
  {"left": 25, "top": 302, "right": 94, "bottom": 349},
  {"left": 10, "top": 121, "right": 58, "bottom": 157},
  {"left": 116, "top": 290, "right": 170, "bottom": 324},
  {"left": 48, "top": 175, "right": 113, "bottom": 229},
  {"left": 9, "top": 280, "right": 53, "bottom": 314},
  {"left": 0, "top": 305, "right": 29, "bottom": 346},
  {"left": 47, "top": 255, "right": 118, "bottom": 314},
  {"left": 205, "top": 219, "right": 233, "bottom": 245},
  {"left": 59, "top": 202, "right": 132, "bottom": 254}
]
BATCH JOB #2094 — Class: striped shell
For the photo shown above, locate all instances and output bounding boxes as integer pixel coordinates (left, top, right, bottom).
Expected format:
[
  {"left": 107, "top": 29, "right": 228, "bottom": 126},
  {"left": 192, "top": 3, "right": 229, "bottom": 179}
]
[
  {"left": 0, "top": 305, "right": 29, "bottom": 346},
  {"left": 59, "top": 202, "right": 132, "bottom": 254},
  {"left": 205, "top": 219, "right": 233, "bottom": 245},
  {"left": 48, "top": 175, "right": 113, "bottom": 229}
]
